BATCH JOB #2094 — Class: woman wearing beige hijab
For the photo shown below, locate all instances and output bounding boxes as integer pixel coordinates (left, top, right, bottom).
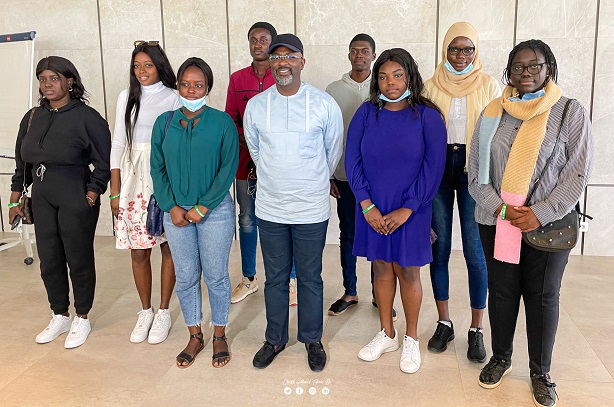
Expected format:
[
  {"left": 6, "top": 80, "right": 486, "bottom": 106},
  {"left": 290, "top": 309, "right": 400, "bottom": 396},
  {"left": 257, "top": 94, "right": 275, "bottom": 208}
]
[{"left": 424, "top": 22, "right": 500, "bottom": 362}]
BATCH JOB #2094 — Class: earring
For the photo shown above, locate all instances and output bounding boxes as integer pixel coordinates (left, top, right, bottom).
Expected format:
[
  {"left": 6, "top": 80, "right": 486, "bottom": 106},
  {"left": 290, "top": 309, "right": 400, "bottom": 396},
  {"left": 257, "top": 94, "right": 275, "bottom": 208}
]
[{"left": 68, "top": 86, "right": 73, "bottom": 92}]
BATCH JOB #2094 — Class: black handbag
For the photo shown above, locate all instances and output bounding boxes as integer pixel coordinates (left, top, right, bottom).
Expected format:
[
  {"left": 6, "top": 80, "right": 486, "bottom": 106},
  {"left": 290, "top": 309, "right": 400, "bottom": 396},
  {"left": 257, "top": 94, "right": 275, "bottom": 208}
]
[
  {"left": 145, "top": 194, "right": 164, "bottom": 237},
  {"left": 521, "top": 99, "right": 580, "bottom": 252},
  {"left": 145, "top": 111, "right": 175, "bottom": 237}
]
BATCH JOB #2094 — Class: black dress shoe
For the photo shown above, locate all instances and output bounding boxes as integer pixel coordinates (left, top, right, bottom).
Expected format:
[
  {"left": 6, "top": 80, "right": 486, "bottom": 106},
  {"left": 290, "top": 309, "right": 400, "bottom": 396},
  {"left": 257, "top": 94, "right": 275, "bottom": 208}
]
[
  {"left": 305, "top": 341, "right": 326, "bottom": 372},
  {"left": 253, "top": 341, "right": 286, "bottom": 369}
]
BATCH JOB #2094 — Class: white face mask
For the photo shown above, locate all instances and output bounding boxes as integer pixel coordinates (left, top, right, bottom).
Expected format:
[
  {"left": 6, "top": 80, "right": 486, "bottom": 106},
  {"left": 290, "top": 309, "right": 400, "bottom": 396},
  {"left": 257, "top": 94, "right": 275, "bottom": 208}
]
[{"left": 179, "top": 95, "right": 207, "bottom": 112}]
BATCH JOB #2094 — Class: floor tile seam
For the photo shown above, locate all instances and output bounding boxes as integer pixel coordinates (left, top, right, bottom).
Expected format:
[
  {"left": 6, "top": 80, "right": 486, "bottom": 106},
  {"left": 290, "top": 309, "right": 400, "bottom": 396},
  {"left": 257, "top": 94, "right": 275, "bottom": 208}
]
[{"left": 564, "top": 306, "right": 614, "bottom": 382}]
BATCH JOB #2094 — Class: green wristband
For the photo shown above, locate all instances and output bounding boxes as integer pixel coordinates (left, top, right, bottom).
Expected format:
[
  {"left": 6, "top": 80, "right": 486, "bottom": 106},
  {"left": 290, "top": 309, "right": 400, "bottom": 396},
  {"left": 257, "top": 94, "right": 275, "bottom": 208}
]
[
  {"left": 109, "top": 193, "right": 121, "bottom": 200},
  {"left": 501, "top": 203, "right": 508, "bottom": 220},
  {"left": 194, "top": 204, "right": 205, "bottom": 217},
  {"left": 7, "top": 202, "right": 20, "bottom": 208},
  {"left": 362, "top": 204, "right": 375, "bottom": 214}
]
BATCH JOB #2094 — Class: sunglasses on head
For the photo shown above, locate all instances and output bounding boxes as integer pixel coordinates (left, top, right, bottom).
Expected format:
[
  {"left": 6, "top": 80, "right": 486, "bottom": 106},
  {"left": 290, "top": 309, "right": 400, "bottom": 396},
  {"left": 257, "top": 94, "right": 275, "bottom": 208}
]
[{"left": 133, "top": 40, "right": 160, "bottom": 47}]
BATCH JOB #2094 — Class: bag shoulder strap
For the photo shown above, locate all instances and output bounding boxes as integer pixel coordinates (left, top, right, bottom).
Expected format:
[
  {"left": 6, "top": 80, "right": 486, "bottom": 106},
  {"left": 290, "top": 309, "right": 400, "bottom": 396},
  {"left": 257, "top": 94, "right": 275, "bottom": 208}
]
[
  {"left": 525, "top": 98, "right": 573, "bottom": 205},
  {"left": 163, "top": 110, "right": 174, "bottom": 138},
  {"left": 22, "top": 107, "right": 37, "bottom": 191}
]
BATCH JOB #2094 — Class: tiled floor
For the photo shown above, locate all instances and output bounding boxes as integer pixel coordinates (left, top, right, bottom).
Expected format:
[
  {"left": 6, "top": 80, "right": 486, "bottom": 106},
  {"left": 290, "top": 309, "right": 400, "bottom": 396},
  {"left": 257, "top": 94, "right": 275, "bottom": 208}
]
[{"left": 0, "top": 234, "right": 613, "bottom": 406}]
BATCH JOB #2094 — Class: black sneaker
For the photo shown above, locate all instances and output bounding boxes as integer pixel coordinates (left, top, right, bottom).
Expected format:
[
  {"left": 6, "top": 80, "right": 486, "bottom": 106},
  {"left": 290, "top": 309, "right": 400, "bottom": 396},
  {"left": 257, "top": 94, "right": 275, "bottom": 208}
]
[
  {"left": 479, "top": 357, "right": 512, "bottom": 389},
  {"left": 531, "top": 373, "right": 558, "bottom": 407},
  {"left": 371, "top": 298, "right": 398, "bottom": 322},
  {"left": 467, "top": 329, "right": 487, "bottom": 362},
  {"left": 427, "top": 321, "right": 455, "bottom": 352}
]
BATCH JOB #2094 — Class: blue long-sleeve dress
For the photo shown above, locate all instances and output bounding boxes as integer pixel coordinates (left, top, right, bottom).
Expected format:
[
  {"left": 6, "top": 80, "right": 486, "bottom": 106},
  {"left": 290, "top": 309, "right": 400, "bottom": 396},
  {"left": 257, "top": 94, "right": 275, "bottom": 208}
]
[{"left": 345, "top": 102, "right": 447, "bottom": 267}]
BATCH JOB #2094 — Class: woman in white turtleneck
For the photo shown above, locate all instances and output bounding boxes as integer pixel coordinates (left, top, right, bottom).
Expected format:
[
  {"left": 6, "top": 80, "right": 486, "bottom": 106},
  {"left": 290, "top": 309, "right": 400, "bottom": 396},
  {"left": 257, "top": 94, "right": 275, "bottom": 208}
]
[{"left": 109, "top": 41, "right": 181, "bottom": 345}]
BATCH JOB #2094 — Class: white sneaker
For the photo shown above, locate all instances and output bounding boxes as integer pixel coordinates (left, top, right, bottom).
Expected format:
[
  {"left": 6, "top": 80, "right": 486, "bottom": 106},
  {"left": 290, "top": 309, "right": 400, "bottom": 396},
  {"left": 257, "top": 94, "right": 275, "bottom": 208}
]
[
  {"left": 358, "top": 328, "right": 399, "bottom": 362},
  {"left": 148, "top": 308, "right": 171, "bottom": 344},
  {"left": 64, "top": 316, "right": 91, "bottom": 349},
  {"left": 231, "top": 276, "right": 259, "bottom": 304},
  {"left": 400, "top": 335, "right": 421, "bottom": 373},
  {"left": 35, "top": 313, "right": 72, "bottom": 344},
  {"left": 289, "top": 278, "right": 298, "bottom": 306},
  {"left": 130, "top": 308, "right": 154, "bottom": 343}
]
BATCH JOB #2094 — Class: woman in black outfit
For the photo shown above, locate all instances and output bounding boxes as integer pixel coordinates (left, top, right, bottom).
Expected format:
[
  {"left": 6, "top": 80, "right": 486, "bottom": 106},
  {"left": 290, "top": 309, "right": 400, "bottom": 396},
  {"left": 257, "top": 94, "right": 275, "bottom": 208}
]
[{"left": 8, "top": 56, "right": 111, "bottom": 349}]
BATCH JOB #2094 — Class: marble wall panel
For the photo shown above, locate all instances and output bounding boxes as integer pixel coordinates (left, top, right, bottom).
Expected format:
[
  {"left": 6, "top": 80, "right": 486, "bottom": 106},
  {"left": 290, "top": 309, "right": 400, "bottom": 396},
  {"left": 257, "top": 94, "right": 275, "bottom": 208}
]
[
  {"left": 590, "top": 0, "right": 614, "bottom": 185},
  {"left": 516, "top": 0, "right": 598, "bottom": 109},
  {"left": 582, "top": 186, "right": 614, "bottom": 256},
  {"left": 98, "top": 0, "right": 163, "bottom": 50},
  {"left": 296, "top": 0, "right": 438, "bottom": 92},
  {"left": 163, "top": 0, "right": 229, "bottom": 110}
]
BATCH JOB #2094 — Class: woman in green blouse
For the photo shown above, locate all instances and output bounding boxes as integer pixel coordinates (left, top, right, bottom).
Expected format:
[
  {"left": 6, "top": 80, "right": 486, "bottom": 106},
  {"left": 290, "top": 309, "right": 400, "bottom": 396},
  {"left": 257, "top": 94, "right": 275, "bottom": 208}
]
[{"left": 150, "top": 57, "right": 238, "bottom": 369}]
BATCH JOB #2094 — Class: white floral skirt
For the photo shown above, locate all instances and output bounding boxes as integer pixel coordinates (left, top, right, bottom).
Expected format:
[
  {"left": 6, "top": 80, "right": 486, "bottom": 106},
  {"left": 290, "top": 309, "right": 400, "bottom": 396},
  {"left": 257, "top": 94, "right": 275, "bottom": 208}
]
[{"left": 115, "top": 143, "right": 166, "bottom": 249}]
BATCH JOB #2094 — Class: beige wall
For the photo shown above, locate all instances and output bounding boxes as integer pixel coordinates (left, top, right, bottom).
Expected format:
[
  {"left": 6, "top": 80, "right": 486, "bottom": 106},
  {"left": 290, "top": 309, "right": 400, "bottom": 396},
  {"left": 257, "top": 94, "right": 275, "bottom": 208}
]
[{"left": 0, "top": 0, "right": 611, "bottom": 255}]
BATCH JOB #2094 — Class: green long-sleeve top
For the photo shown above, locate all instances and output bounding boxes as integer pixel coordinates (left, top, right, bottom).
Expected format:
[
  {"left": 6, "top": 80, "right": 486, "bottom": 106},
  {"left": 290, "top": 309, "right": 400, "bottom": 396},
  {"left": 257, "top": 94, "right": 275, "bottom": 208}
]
[{"left": 150, "top": 107, "right": 239, "bottom": 213}]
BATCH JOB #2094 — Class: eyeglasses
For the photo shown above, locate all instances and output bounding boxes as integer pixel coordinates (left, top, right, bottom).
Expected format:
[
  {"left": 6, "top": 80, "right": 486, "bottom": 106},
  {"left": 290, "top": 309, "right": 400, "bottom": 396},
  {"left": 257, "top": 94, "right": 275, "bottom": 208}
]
[
  {"left": 269, "top": 54, "right": 302, "bottom": 62},
  {"left": 510, "top": 62, "right": 546, "bottom": 75},
  {"left": 134, "top": 40, "right": 160, "bottom": 47},
  {"left": 447, "top": 47, "right": 475, "bottom": 56}
]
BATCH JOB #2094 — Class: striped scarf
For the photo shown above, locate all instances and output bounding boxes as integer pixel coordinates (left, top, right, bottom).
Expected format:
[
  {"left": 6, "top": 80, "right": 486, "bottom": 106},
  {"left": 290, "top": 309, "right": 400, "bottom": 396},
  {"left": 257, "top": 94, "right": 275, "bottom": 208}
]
[{"left": 478, "top": 81, "right": 562, "bottom": 264}]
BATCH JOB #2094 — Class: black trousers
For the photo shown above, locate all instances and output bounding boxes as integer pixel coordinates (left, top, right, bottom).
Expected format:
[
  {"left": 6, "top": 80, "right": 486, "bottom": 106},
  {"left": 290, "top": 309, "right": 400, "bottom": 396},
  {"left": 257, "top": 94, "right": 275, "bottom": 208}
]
[
  {"left": 32, "top": 166, "right": 100, "bottom": 315},
  {"left": 479, "top": 224, "right": 570, "bottom": 375}
]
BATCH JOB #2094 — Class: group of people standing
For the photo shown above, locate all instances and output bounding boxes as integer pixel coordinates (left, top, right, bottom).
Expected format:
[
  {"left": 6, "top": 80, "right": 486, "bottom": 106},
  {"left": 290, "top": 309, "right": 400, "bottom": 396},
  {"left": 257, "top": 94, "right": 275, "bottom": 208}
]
[{"left": 7, "top": 20, "right": 592, "bottom": 407}]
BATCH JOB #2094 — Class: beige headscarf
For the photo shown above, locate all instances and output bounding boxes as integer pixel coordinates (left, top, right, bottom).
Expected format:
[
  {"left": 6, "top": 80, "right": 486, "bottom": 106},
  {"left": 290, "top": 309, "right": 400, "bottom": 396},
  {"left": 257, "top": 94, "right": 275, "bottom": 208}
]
[{"left": 431, "top": 21, "right": 487, "bottom": 97}]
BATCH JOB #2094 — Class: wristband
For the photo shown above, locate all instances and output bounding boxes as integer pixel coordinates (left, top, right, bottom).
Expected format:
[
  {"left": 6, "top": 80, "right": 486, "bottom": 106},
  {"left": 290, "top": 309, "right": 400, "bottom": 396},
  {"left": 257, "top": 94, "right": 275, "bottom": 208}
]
[
  {"left": 109, "top": 193, "right": 120, "bottom": 200},
  {"left": 500, "top": 203, "right": 507, "bottom": 220},
  {"left": 7, "top": 202, "right": 20, "bottom": 208},
  {"left": 362, "top": 204, "right": 375, "bottom": 214},
  {"left": 194, "top": 204, "right": 205, "bottom": 217}
]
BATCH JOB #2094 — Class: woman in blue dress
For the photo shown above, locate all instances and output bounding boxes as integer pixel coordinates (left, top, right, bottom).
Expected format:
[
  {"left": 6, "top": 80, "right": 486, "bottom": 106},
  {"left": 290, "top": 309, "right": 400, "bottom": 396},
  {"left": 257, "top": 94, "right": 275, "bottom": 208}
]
[{"left": 345, "top": 48, "right": 446, "bottom": 374}]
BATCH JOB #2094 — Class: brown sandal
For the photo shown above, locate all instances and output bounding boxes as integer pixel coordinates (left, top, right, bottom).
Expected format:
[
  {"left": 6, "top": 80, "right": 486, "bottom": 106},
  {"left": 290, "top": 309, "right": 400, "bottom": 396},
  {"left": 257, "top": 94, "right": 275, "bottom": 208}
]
[
  {"left": 176, "top": 331, "right": 204, "bottom": 368},
  {"left": 212, "top": 334, "right": 230, "bottom": 368}
]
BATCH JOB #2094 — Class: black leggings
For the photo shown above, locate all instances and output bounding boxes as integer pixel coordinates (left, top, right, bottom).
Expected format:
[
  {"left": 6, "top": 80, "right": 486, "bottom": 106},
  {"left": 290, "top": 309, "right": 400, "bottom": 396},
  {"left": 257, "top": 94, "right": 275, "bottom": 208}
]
[
  {"left": 479, "top": 224, "right": 570, "bottom": 375},
  {"left": 32, "top": 166, "right": 100, "bottom": 315}
]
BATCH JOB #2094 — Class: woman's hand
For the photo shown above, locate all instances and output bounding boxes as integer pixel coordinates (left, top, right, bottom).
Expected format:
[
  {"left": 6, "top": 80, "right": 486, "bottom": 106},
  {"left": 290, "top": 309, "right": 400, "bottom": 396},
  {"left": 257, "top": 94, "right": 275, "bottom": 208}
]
[
  {"left": 383, "top": 208, "right": 413, "bottom": 234},
  {"left": 86, "top": 192, "right": 98, "bottom": 207},
  {"left": 170, "top": 206, "right": 189, "bottom": 227},
  {"left": 110, "top": 197, "right": 119, "bottom": 217},
  {"left": 361, "top": 200, "right": 389, "bottom": 235},
  {"left": 509, "top": 206, "right": 541, "bottom": 233},
  {"left": 185, "top": 204, "right": 208, "bottom": 224},
  {"left": 8, "top": 191, "right": 23, "bottom": 224}
]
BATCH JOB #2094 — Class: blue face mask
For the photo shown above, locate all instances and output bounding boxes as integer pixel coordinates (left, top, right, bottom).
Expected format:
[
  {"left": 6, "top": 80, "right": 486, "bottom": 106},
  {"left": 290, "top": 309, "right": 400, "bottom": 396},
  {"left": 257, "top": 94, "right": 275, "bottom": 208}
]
[
  {"left": 379, "top": 89, "right": 411, "bottom": 103},
  {"left": 179, "top": 95, "right": 207, "bottom": 112},
  {"left": 444, "top": 60, "right": 474, "bottom": 75}
]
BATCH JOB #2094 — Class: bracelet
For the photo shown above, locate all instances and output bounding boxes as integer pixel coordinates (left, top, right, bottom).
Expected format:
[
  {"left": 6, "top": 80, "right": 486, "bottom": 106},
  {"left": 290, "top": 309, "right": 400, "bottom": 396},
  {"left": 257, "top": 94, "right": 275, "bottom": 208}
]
[
  {"left": 194, "top": 204, "right": 205, "bottom": 217},
  {"left": 109, "top": 193, "right": 120, "bottom": 200},
  {"left": 86, "top": 195, "right": 95, "bottom": 205},
  {"left": 500, "top": 203, "right": 507, "bottom": 220},
  {"left": 362, "top": 204, "right": 375, "bottom": 214},
  {"left": 7, "top": 202, "right": 20, "bottom": 208}
]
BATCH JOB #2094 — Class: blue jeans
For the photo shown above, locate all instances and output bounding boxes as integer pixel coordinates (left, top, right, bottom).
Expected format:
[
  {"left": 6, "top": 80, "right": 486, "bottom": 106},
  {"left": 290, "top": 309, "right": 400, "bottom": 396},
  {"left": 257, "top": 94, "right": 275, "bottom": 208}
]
[
  {"left": 430, "top": 144, "right": 487, "bottom": 310},
  {"left": 333, "top": 180, "right": 360, "bottom": 296},
  {"left": 235, "top": 179, "right": 296, "bottom": 279},
  {"left": 163, "top": 194, "right": 234, "bottom": 326},
  {"left": 257, "top": 218, "right": 328, "bottom": 345}
]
